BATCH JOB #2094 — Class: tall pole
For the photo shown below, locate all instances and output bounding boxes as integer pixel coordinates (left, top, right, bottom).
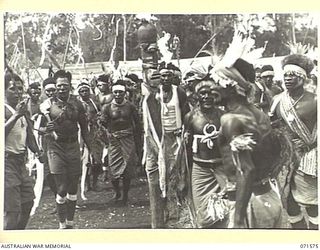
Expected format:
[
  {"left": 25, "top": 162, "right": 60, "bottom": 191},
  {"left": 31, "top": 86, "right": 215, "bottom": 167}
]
[
  {"left": 292, "top": 13, "right": 296, "bottom": 44},
  {"left": 20, "top": 14, "right": 29, "bottom": 85},
  {"left": 123, "top": 14, "right": 127, "bottom": 62}
]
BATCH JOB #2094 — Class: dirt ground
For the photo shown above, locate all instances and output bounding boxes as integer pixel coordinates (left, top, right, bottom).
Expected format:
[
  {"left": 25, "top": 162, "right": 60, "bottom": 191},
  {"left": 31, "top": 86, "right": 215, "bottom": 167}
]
[
  {"left": 27, "top": 175, "right": 152, "bottom": 230},
  {"left": 27, "top": 171, "right": 292, "bottom": 230}
]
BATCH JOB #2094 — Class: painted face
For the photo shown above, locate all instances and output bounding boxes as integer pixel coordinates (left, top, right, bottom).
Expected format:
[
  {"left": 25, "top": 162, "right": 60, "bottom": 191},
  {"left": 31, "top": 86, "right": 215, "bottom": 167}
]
[
  {"left": 56, "top": 77, "right": 71, "bottom": 100},
  {"left": 113, "top": 89, "right": 126, "bottom": 104},
  {"left": 284, "top": 71, "right": 304, "bottom": 92},
  {"left": 29, "top": 88, "right": 41, "bottom": 102},
  {"left": 78, "top": 87, "right": 90, "bottom": 100},
  {"left": 45, "top": 88, "right": 57, "bottom": 98},
  {"left": 198, "top": 86, "right": 220, "bottom": 109},
  {"left": 97, "top": 81, "right": 109, "bottom": 94}
]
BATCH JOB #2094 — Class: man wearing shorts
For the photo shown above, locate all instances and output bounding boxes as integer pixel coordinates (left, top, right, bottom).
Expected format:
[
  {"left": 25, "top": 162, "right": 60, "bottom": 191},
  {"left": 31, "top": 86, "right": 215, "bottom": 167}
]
[{"left": 45, "top": 70, "right": 91, "bottom": 229}]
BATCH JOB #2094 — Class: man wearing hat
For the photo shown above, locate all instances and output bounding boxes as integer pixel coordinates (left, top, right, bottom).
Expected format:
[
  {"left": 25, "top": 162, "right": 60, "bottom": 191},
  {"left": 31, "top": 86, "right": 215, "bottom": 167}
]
[
  {"left": 269, "top": 54, "right": 317, "bottom": 229},
  {"left": 77, "top": 79, "right": 103, "bottom": 191},
  {"left": 211, "top": 55, "right": 285, "bottom": 228},
  {"left": 100, "top": 80, "right": 142, "bottom": 205},
  {"left": 144, "top": 61, "right": 189, "bottom": 228},
  {"left": 183, "top": 74, "right": 227, "bottom": 228}
]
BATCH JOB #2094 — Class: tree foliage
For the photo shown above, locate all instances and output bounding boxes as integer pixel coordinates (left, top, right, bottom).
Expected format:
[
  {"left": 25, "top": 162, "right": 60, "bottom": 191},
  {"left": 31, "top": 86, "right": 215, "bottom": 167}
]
[{"left": 4, "top": 12, "right": 317, "bottom": 73}]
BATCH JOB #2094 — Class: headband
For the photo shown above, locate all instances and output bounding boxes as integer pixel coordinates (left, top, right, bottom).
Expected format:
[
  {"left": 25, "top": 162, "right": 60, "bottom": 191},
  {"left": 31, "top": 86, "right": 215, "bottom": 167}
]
[
  {"left": 112, "top": 85, "right": 126, "bottom": 92},
  {"left": 77, "top": 83, "right": 91, "bottom": 94},
  {"left": 194, "top": 80, "right": 215, "bottom": 93},
  {"left": 260, "top": 71, "right": 274, "bottom": 77},
  {"left": 283, "top": 64, "right": 307, "bottom": 78},
  {"left": 159, "top": 69, "right": 174, "bottom": 75},
  {"left": 44, "top": 83, "right": 56, "bottom": 90}
]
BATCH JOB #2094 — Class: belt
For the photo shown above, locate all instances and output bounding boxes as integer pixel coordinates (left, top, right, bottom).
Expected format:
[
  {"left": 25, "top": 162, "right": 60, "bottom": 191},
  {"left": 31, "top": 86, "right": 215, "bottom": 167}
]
[
  {"left": 56, "top": 136, "right": 78, "bottom": 143},
  {"left": 252, "top": 181, "right": 271, "bottom": 196},
  {"left": 226, "top": 180, "right": 272, "bottom": 200},
  {"left": 193, "top": 157, "right": 222, "bottom": 167},
  {"left": 5, "top": 151, "right": 26, "bottom": 158},
  {"left": 295, "top": 169, "right": 317, "bottom": 178}
]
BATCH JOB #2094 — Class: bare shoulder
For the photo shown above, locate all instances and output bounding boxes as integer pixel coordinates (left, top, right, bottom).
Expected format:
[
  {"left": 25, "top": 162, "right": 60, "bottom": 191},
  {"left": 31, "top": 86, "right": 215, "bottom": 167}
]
[
  {"left": 184, "top": 108, "right": 196, "bottom": 125},
  {"left": 221, "top": 113, "right": 245, "bottom": 136},
  {"left": 220, "top": 112, "right": 258, "bottom": 140},
  {"left": 303, "top": 91, "right": 317, "bottom": 104}
]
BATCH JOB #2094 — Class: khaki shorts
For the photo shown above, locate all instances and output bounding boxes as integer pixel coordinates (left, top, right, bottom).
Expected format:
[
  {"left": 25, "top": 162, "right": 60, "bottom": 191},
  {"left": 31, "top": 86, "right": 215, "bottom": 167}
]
[
  {"left": 47, "top": 140, "right": 81, "bottom": 176},
  {"left": 4, "top": 152, "right": 35, "bottom": 212}
]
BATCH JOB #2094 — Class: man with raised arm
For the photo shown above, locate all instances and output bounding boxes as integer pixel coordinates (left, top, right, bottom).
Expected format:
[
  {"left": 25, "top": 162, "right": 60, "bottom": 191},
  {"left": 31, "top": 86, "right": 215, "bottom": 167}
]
[{"left": 4, "top": 72, "right": 43, "bottom": 230}]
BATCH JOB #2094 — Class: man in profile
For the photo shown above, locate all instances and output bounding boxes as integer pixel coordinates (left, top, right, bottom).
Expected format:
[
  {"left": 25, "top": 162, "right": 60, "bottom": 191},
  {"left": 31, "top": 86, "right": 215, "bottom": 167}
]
[{"left": 211, "top": 58, "right": 284, "bottom": 228}]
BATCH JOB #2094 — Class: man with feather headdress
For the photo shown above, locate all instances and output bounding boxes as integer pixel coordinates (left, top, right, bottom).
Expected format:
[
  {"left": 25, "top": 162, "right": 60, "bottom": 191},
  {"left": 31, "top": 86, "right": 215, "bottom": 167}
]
[
  {"left": 210, "top": 31, "right": 287, "bottom": 228},
  {"left": 269, "top": 54, "right": 317, "bottom": 229}
]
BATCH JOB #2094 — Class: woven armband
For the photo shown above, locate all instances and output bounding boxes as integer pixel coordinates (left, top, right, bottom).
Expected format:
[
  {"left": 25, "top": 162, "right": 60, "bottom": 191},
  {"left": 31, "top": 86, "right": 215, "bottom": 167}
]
[{"left": 230, "top": 133, "right": 256, "bottom": 175}]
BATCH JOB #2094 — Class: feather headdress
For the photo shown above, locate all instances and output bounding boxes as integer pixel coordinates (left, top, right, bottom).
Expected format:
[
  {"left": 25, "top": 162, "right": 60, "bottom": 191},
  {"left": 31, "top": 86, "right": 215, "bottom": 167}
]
[
  {"left": 209, "top": 28, "right": 256, "bottom": 93},
  {"left": 182, "top": 63, "right": 219, "bottom": 93}
]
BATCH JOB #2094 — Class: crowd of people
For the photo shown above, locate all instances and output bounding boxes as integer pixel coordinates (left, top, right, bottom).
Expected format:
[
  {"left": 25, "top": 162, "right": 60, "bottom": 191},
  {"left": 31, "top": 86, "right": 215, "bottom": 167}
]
[{"left": 4, "top": 40, "right": 318, "bottom": 230}]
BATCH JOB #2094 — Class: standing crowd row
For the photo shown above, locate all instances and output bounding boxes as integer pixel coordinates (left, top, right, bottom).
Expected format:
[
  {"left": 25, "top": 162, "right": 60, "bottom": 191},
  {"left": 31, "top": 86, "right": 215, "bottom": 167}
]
[{"left": 4, "top": 49, "right": 318, "bottom": 229}]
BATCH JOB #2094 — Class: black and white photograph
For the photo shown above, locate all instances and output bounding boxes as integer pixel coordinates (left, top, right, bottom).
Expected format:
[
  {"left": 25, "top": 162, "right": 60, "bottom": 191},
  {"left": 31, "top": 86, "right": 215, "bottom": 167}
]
[{"left": 3, "top": 11, "right": 318, "bottom": 232}]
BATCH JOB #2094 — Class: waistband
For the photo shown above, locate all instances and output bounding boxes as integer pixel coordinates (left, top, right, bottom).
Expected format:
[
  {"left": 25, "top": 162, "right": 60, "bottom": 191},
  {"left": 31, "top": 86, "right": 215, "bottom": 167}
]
[
  {"left": 5, "top": 151, "right": 27, "bottom": 158},
  {"left": 295, "top": 169, "right": 317, "bottom": 178},
  {"left": 227, "top": 180, "right": 272, "bottom": 201},
  {"left": 193, "top": 157, "right": 222, "bottom": 166},
  {"left": 56, "top": 136, "right": 78, "bottom": 143},
  {"left": 252, "top": 180, "right": 272, "bottom": 196}
]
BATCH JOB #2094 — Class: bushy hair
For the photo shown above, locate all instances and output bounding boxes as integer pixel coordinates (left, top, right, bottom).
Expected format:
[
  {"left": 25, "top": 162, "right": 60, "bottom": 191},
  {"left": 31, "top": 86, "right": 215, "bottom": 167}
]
[
  {"left": 5, "top": 71, "right": 23, "bottom": 90},
  {"left": 97, "top": 74, "right": 111, "bottom": 83},
  {"left": 42, "top": 77, "right": 56, "bottom": 88},
  {"left": 126, "top": 73, "right": 141, "bottom": 83},
  {"left": 261, "top": 65, "right": 274, "bottom": 72},
  {"left": 158, "top": 61, "right": 180, "bottom": 72},
  {"left": 112, "top": 79, "right": 127, "bottom": 87},
  {"left": 54, "top": 70, "right": 72, "bottom": 83},
  {"left": 233, "top": 58, "right": 255, "bottom": 83},
  {"left": 282, "top": 54, "right": 314, "bottom": 77},
  {"left": 29, "top": 82, "right": 41, "bottom": 89}
]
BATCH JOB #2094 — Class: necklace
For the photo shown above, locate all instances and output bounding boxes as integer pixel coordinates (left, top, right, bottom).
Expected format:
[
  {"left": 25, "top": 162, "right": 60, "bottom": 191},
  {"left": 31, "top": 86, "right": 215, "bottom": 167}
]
[
  {"left": 201, "top": 109, "right": 217, "bottom": 124},
  {"left": 289, "top": 92, "right": 304, "bottom": 111},
  {"left": 286, "top": 92, "right": 304, "bottom": 123}
]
